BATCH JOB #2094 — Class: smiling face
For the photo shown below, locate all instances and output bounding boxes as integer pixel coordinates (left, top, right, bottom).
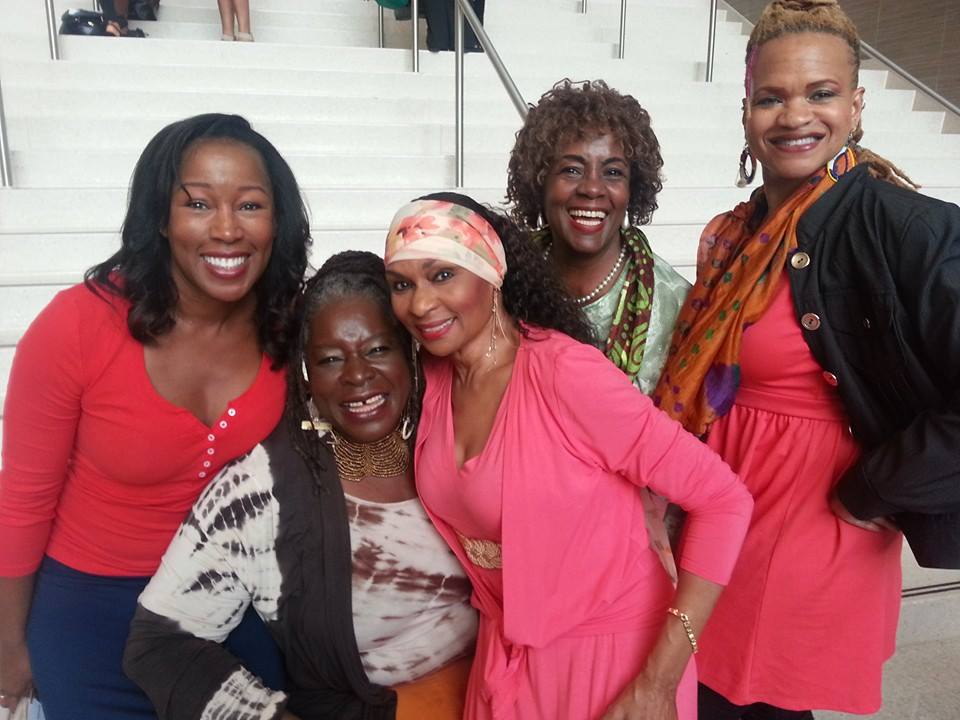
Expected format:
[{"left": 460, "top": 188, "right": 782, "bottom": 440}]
[
  {"left": 543, "top": 132, "right": 630, "bottom": 263},
  {"left": 306, "top": 296, "right": 411, "bottom": 444},
  {"left": 386, "top": 259, "right": 494, "bottom": 359},
  {"left": 745, "top": 32, "right": 864, "bottom": 210},
  {"left": 165, "top": 139, "right": 275, "bottom": 310}
]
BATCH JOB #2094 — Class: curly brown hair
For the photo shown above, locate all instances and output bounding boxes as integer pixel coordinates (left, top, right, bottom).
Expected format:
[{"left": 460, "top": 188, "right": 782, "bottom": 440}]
[
  {"left": 747, "top": 0, "right": 916, "bottom": 189},
  {"left": 506, "top": 79, "right": 663, "bottom": 230}
]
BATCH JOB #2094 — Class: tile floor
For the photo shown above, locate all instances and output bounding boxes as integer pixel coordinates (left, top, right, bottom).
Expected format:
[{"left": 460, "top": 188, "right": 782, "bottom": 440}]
[{"left": 820, "top": 638, "right": 960, "bottom": 720}]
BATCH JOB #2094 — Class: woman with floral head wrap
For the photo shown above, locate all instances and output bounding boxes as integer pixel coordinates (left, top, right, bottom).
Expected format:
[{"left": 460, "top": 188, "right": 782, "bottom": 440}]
[
  {"left": 653, "top": 1, "right": 960, "bottom": 717},
  {"left": 384, "top": 192, "right": 753, "bottom": 719}
]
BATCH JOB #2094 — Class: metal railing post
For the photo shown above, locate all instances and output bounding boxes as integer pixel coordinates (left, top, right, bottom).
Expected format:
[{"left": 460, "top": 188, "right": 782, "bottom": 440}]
[
  {"left": 411, "top": 0, "right": 420, "bottom": 72},
  {"left": 0, "top": 78, "right": 12, "bottom": 187},
  {"left": 378, "top": 4, "right": 385, "bottom": 49},
  {"left": 617, "top": 0, "right": 626, "bottom": 59},
  {"left": 705, "top": 0, "right": 718, "bottom": 82},
  {"left": 44, "top": 0, "right": 61, "bottom": 61},
  {"left": 454, "top": 1, "right": 465, "bottom": 187},
  {"left": 455, "top": 0, "right": 527, "bottom": 118},
  {"left": 581, "top": 0, "right": 588, "bottom": 13}
]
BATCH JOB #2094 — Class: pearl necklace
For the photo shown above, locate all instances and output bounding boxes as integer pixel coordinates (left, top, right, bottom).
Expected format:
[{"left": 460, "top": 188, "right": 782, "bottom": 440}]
[{"left": 545, "top": 242, "right": 628, "bottom": 306}]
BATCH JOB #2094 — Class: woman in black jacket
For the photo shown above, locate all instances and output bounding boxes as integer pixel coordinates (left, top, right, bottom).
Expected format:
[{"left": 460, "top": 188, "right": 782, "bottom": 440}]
[{"left": 652, "top": 1, "right": 960, "bottom": 718}]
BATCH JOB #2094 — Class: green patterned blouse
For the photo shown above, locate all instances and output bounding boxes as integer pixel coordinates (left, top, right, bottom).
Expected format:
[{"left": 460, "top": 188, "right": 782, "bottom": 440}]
[{"left": 582, "top": 252, "right": 690, "bottom": 395}]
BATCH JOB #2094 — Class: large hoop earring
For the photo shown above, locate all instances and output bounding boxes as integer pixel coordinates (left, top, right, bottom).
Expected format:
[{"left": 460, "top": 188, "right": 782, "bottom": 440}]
[
  {"left": 400, "top": 414, "right": 414, "bottom": 440},
  {"left": 736, "top": 143, "right": 757, "bottom": 188}
]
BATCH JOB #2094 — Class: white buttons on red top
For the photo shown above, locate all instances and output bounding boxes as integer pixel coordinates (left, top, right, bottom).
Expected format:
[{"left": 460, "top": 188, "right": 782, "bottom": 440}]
[{"left": 200, "top": 408, "right": 235, "bottom": 478}]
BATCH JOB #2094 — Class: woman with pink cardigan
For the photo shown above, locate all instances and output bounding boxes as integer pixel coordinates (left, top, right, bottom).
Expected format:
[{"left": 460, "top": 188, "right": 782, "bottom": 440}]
[{"left": 383, "top": 192, "right": 754, "bottom": 720}]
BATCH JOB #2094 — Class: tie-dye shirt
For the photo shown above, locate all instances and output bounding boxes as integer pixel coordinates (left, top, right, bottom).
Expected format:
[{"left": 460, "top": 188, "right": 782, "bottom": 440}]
[{"left": 132, "top": 441, "right": 476, "bottom": 719}]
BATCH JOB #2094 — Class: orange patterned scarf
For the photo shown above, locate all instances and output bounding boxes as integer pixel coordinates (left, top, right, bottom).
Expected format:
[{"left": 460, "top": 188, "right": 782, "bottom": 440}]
[{"left": 653, "top": 148, "right": 856, "bottom": 435}]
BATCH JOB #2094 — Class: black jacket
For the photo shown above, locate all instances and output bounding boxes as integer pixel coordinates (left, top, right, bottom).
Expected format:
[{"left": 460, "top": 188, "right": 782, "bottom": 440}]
[{"left": 788, "top": 164, "right": 960, "bottom": 568}]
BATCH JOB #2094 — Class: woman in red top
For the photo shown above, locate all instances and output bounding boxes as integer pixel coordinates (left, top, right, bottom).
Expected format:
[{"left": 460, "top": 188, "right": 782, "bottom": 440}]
[{"left": 0, "top": 114, "right": 310, "bottom": 718}]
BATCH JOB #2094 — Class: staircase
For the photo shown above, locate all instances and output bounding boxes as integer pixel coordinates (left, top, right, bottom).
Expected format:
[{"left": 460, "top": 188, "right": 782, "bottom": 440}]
[{"left": 2, "top": 0, "right": 959, "bottom": 674}]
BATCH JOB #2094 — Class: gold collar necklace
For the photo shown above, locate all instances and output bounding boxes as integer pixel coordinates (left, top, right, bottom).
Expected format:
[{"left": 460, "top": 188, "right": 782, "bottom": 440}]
[{"left": 331, "top": 429, "right": 410, "bottom": 483}]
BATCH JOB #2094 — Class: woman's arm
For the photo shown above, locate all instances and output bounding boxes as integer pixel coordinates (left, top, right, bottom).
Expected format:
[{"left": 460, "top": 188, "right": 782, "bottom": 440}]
[
  {"left": 0, "top": 290, "right": 87, "bottom": 703},
  {"left": 552, "top": 344, "right": 752, "bottom": 718},
  {"left": 123, "top": 453, "right": 287, "bottom": 720},
  {"left": 602, "top": 571, "right": 721, "bottom": 720},
  {"left": 0, "top": 576, "right": 34, "bottom": 708},
  {"left": 834, "top": 204, "right": 960, "bottom": 519}
]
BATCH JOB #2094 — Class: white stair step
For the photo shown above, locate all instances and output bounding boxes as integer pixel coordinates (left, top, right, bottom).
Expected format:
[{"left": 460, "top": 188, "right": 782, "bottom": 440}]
[
  {"left": 0, "top": 186, "right": 846, "bottom": 234},
  {"left": 8, "top": 114, "right": 959, "bottom": 162},
  {"left": 10, "top": 147, "right": 958, "bottom": 189},
  {"left": 0, "top": 224, "right": 719, "bottom": 290}
]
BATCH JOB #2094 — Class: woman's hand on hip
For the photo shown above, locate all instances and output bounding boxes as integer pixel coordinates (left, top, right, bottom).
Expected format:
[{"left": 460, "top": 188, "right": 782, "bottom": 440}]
[
  {"left": 0, "top": 637, "right": 33, "bottom": 709},
  {"left": 601, "top": 671, "right": 678, "bottom": 720},
  {"left": 829, "top": 491, "right": 896, "bottom": 532}
]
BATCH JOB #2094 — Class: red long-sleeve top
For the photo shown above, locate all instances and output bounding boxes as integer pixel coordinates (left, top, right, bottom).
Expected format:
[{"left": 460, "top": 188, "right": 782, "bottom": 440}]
[{"left": 0, "top": 283, "right": 285, "bottom": 577}]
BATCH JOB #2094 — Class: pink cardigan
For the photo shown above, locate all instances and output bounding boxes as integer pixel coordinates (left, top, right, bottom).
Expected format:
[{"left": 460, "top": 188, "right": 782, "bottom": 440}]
[{"left": 416, "top": 327, "right": 753, "bottom": 715}]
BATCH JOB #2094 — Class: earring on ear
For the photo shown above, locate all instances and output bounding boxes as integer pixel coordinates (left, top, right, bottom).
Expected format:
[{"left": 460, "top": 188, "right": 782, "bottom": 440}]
[
  {"left": 485, "top": 289, "right": 499, "bottom": 366},
  {"left": 736, "top": 143, "right": 757, "bottom": 188},
  {"left": 485, "top": 288, "right": 508, "bottom": 367},
  {"left": 301, "top": 397, "right": 321, "bottom": 431}
]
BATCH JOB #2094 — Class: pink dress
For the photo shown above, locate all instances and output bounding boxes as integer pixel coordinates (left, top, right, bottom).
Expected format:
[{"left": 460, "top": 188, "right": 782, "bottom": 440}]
[
  {"left": 415, "top": 327, "right": 753, "bottom": 720},
  {"left": 698, "top": 277, "right": 903, "bottom": 714}
]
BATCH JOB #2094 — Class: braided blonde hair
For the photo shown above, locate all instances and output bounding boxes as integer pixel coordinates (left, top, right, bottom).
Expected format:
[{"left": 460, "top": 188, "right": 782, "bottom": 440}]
[{"left": 746, "top": 0, "right": 917, "bottom": 189}]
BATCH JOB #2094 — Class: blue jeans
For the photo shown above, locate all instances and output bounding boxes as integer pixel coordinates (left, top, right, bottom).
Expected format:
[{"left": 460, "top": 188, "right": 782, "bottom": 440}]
[{"left": 27, "top": 557, "right": 285, "bottom": 720}]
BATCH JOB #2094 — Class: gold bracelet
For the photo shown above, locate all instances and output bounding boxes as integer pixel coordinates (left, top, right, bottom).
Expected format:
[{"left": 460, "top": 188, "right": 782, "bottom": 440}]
[{"left": 667, "top": 607, "right": 699, "bottom": 654}]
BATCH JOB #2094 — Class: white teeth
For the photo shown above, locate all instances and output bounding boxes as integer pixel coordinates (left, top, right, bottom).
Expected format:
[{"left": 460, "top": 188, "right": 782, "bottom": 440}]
[
  {"left": 203, "top": 255, "right": 247, "bottom": 270},
  {"left": 777, "top": 137, "right": 818, "bottom": 147},
  {"left": 569, "top": 209, "right": 607, "bottom": 219},
  {"left": 344, "top": 394, "right": 386, "bottom": 411}
]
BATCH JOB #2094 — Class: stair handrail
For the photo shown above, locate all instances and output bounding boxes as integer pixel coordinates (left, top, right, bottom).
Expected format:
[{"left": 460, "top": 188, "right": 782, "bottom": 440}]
[
  {"left": 0, "top": 77, "right": 12, "bottom": 187},
  {"left": 705, "top": 0, "right": 718, "bottom": 81},
  {"left": 860, "top": 40, "right": 960, "bottom": 120},
  {"left": 44, "top": 0, "right": 61, "bottom": 61},
  {"left": 452, "top": 0, "right": 527, "bottom": 187}
]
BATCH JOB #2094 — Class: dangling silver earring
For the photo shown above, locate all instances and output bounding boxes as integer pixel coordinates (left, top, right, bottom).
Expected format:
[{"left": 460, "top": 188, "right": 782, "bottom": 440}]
[
  {"left": 736, "top": 143, "right": 757, "bottom": 188},
  {"left": 301, "top": 397, "right": 321, "bottom": 431},
  {"left": 301, "top": 359, "right": 310, "bottom": 384}
]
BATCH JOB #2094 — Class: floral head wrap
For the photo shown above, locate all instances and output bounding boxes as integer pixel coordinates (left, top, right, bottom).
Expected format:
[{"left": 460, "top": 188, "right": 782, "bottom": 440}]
[{"left": 384, "top": 193, "right": 507, "bottom": 288}]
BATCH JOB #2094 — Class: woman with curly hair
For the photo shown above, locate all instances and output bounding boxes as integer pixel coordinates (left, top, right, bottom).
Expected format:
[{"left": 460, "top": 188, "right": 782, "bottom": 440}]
[
  {"left": 654, "top": 1, "right": 960, "bottom": 717},
  {"left": 0, "top": 113, "right": 310, "bottom": 719},
  {"left": 384, "top": 192, "right": 753, "bottom": 719},
  {"left": 507, "top": 79, "right": 689, "bottom": 396},
  {"left": 125, "top": 251, "right": 477, "bottom": 720}
]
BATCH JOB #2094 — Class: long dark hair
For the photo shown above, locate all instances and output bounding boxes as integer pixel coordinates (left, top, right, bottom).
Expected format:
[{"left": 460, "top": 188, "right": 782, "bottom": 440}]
[
  {"left": 84, "top": 113, "right": 312, "bottom": 367},
  {"left": 286, "top": 250, "right": 417, "bottom": 480},
  {"left": 416, "top": 192, "right": 594, "bottom": 345}
]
